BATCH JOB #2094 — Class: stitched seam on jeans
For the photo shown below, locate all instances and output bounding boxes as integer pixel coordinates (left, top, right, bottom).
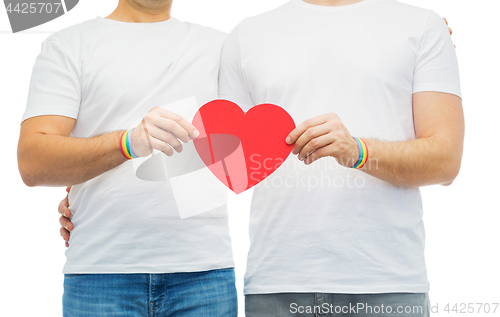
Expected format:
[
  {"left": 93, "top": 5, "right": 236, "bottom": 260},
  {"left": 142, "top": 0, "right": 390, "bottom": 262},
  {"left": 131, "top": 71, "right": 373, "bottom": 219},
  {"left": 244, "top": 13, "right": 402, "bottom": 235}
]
[
  {"left": 151, "top": 274, "right": 168, "bottom": 313},
  {"left": 148, "top": 274, "right": 154, "bottom": 313}
]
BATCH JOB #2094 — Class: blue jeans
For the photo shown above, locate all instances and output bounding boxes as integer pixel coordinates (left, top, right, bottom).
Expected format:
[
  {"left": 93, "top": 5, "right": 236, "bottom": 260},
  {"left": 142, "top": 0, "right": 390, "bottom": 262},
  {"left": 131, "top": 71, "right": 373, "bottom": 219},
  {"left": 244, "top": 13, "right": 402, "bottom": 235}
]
[
  {"left": 63, "top": 268, "right": 237, "bottom": 317},
  {"left": 245, "top": 292, "right": 430, "bottom": 317}
]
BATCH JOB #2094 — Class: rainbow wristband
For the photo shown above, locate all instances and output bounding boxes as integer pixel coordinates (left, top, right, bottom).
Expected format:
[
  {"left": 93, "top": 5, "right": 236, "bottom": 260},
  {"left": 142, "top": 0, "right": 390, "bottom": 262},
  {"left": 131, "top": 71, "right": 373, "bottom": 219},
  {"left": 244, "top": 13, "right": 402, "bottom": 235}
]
[
  {"left": 120, "top": 129, "right": 138, "bottom": 160},
  {"left": 351, "top": 137, "right": 368, "bottom": 169}
]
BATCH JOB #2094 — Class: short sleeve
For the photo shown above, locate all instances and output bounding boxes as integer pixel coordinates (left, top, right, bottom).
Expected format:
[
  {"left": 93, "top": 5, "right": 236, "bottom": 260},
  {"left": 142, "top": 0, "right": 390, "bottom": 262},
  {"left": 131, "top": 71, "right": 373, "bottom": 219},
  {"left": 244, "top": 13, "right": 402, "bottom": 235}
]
[
  {"left": 22, "top": 36, "right": 81, "bottom": 122},
  {"left": 218, "top": 24, "right": 256, "bottom": 112},
  {"left": 413, "top": 11, "right": 461, "bottom": 98}
]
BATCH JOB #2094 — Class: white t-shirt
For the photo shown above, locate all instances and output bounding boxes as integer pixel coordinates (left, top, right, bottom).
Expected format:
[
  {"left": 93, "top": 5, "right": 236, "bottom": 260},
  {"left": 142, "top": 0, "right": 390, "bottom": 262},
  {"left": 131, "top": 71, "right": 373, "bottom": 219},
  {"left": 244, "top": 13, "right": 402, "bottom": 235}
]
[
  {"left": 23, "top": 17, "right": 235, "bottom": 273},
  {"left": 219, "top": 0, "right": 461, "bottom": 294}
]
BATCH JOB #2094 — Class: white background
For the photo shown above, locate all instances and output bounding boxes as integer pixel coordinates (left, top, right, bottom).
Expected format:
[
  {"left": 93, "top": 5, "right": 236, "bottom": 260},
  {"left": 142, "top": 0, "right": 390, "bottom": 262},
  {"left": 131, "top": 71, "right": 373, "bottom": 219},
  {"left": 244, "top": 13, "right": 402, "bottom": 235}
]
[{"left": 1, "top": 0, "right": 499, "bottom": 316}]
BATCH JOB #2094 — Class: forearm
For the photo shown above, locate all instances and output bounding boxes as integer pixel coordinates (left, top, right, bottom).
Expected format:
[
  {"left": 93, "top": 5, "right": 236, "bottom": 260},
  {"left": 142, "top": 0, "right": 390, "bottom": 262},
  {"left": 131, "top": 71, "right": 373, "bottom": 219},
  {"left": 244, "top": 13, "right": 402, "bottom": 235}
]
[
  {"left": 290, "top": 94, "right": 464, "bottom": 188},
  {"left": 18, "top": 131, "right": 127, "bottom": 187},
  {"left": 361, "top": 135, "right": 462, "bottom": 187}
]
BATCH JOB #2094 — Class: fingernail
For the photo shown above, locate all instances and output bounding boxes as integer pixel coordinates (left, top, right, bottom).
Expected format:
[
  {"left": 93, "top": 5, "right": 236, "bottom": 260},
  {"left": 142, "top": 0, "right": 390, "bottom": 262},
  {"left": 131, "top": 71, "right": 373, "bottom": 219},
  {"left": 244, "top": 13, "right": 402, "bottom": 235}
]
[
  {"left": 286, "top": 136, "right": 292, "bottom": 144},
  {"left": 193, "top": 130, "right": 200, "bottom": 138}
]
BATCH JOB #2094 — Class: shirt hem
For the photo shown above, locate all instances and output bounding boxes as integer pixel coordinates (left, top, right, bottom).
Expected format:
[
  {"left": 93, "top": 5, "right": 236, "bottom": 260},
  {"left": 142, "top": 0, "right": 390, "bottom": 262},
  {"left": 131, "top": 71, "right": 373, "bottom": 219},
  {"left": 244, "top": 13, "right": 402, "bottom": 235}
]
[
  {"left": 22, "top": 106, "right": 79, "bottom": 122},
  {"left": 413, "top": 84, "right": 462, "bottom": 99},
  {"left": 244, "top": 284, "right": 430, "bottom": 295},
  {"left": 62, "top": 260, "right": 235, "bottom": 274}
]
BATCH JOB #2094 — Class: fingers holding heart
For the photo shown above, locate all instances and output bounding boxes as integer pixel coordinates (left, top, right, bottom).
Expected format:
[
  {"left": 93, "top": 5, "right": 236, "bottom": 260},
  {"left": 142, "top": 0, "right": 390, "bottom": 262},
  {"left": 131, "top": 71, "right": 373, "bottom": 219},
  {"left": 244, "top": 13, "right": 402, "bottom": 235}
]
[
  {"left": 298, "top": 133, "right": 335, "bottom": 162},
  {"left": 289, "top": 113, "right": 341, "bottom": 160},
  {"left": 147, "top": 125, "right": 183, "bottom": 154},
  {"left": 148, "top": 135, "right": 175, "bottom": 157},
  {"left": 293, "top": 122, "right": 332, "bottom": 157},
  {"left": 152, "top": 115, "right": 191, "bottom": 144},
  {"left": 304, "top": 146, "right": 330, "bottom": 165},
  {"left": 287, "top": 115, "right": 328, "bottom": 146},
  {"left": 132, "top": 107, "right": 199, "bottom": 158},
  {"left": 288, "top": 113, "right": 360, "bottom": 166}
]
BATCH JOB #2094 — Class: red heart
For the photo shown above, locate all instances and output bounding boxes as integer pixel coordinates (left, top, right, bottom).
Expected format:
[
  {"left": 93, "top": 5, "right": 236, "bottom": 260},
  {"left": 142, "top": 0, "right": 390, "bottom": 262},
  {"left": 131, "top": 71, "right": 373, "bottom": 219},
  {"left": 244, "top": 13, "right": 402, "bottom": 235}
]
[{"left": 192, "top": 100, "right": 295, "bottom": 194}]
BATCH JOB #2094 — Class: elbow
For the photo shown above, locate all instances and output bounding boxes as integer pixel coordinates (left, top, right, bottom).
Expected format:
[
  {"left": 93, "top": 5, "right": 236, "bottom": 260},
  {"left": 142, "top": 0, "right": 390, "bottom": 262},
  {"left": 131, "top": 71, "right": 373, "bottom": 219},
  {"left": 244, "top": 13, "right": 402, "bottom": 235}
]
[
  {"left": 18, "top": 161, "right": 38, "bottom": 187},
  {"left": 21, "top": 177, "right": 36, "bottom": 188},
  {"left": 441, "top": 161, "right": 462, "bottom": 187},
  {"left": 19, "top": 171, "right": 36, "bottom": 187},
  {"left": 17, "top": 145, "right": 40, "bottom": 187}
]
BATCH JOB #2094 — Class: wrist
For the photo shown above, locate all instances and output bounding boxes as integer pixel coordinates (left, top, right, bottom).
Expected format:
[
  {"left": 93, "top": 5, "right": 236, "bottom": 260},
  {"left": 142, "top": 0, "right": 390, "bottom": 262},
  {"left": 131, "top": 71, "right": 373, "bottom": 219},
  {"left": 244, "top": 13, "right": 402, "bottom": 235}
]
[
  {"left": 119, "top": 128, "right": 139, "bottom": 160},
  {"left": 350, "top": 137, "right": 369, "bottom": 169}
]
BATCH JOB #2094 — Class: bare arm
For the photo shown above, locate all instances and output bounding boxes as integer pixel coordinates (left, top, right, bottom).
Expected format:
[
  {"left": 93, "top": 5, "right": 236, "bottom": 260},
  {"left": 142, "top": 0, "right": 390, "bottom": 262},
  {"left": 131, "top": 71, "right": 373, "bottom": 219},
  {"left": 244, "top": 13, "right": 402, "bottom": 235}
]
[
  {"left": 18, "top": 107, "right": 200, "bottom": 187},
  {"left": 361, "top": 92, "right": 464, "bottom": 187},
  {"left": 287, "top": 91, "right": 464, "bottom": 188},
  {"left": 18, "top": 115, "right": 126, "bottom": 187}
]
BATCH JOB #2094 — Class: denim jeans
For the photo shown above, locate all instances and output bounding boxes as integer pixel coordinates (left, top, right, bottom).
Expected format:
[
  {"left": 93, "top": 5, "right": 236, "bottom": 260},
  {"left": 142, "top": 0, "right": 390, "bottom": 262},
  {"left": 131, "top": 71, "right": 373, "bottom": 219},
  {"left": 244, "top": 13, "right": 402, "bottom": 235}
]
[
  {"left": 63, "top": 268, "right": 237, "bottom": 317},
  {"left": 245, "top": 292, "right": 430, "bottom": 317}
]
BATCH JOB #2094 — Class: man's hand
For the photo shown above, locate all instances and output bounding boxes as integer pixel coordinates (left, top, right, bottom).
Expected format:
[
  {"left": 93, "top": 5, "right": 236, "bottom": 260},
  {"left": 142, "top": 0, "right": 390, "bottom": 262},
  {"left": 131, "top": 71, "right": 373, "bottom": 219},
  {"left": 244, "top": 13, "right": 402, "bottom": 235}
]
[
  {"left": 286, "top": 113, "right": 359, "bottom": 167},
  {"left": 444, "top": 18, "right": 453, "bottom": 36},
  {"left": 444, "top": 17, "right": 456, "bottom": 48},
  {"left": 131, "top": 107, "right": 200, "bottom": 157},
  {"left": 59, "top": 186, "right": 73, "bottom": 248}
]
